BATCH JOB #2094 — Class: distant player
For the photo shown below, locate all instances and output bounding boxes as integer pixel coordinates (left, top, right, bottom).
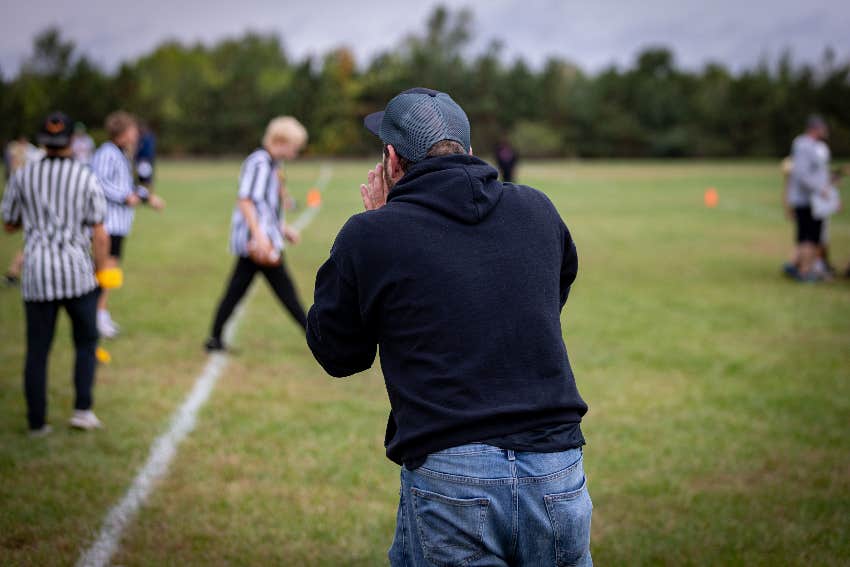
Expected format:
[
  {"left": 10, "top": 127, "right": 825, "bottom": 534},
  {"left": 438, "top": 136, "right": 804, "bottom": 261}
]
[
  {"left": 204, "top": 117, "right": 308, "bottom": 352},
  {"left": 494, "top": 136, "right": 518, "bottom": 182},
  {"left": 135, "top": 124, "right": 157, "bottom": 190},
  {"left": 90, "top": 111, "right": 165, "bottom": 338},
  {"left": 71, "top": 122, "right": 95, "bottom": 165},
  {"left": 786, "top": 115, "right": 830, "bottom": 281},
  {"left": 3, "top": 135, "right": 43, "bottom": 286},
  {"left": 2, "top": 111, "right": 111, "bottom": 434}
]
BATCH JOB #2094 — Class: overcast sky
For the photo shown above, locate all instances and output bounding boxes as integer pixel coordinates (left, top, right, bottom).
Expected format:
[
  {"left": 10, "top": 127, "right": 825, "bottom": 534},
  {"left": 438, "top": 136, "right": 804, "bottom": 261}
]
[{"left": 1, "top": 0, "right": 848, "bottom": 78}]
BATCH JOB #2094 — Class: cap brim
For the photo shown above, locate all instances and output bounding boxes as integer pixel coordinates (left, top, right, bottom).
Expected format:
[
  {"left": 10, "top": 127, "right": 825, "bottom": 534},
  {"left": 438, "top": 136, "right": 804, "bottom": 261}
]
[{"left": 363, "top": 111, "right": 384, "bottom": 136}]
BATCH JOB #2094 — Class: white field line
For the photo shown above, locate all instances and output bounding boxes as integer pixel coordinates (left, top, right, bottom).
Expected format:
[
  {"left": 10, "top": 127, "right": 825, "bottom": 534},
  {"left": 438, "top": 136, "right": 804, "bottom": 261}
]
[{"left": 76, "top": 163, "right": 333, "bottom": 567}]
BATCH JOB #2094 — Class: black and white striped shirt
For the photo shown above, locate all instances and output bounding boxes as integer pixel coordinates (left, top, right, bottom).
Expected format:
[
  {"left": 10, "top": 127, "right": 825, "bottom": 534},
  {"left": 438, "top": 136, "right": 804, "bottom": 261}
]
[
  {"left": 1, "top": 157, "right": 106, "bottom": 301},
  {"left": 230, "top": 148, "right": 285, "bottom": 256},
  {"left": 91, "top": 141, "right": 147, "bottom": 236}
]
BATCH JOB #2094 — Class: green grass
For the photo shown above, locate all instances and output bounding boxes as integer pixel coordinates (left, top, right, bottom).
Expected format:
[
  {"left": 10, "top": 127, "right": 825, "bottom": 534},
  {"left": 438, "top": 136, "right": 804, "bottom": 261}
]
[{"left": 1, "top": 159, "right": 848, "bottom": 566}]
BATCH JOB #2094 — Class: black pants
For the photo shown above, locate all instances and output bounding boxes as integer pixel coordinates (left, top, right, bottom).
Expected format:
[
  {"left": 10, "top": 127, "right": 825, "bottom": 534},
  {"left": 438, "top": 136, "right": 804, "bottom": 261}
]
[
  {"left": 24, "top": 289, "right": 99, "bottom": 429},
  {"left": 794, "top": 206, "right": 823, "bottom": 244},
  {"left": 210, "top": 256, "right": 308, "bottom": 340},
  {"left": 109, "top": 235, "right": 124, "bottom": 259}
]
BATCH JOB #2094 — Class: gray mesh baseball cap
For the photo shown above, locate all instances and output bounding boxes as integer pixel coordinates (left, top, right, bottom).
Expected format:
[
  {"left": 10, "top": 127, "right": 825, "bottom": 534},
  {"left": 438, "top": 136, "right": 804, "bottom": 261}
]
[{"left": 364, "top": 87, "right": 471, "bottom": 162}]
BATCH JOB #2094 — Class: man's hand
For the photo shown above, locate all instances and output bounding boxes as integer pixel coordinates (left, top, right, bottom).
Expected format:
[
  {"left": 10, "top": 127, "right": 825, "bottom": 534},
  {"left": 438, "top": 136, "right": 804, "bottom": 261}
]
[
  {"left": 283, "top": 225, "right": 301, "bottom": 245},
  {"left": 126, "top": 193, "right": 141, "bottom": 207},
  {"left": 360, "top": 162, "right": 389, "bottom": 211},
  {"left": 148, "top": 194, "right": 166, "bottom": 211}
]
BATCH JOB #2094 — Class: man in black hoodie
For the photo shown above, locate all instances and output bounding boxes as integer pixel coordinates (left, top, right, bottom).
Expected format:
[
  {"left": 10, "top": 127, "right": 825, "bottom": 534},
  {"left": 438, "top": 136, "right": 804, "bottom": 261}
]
[{"left": 307, "top": 88, "right": 592, "bottom": 566}]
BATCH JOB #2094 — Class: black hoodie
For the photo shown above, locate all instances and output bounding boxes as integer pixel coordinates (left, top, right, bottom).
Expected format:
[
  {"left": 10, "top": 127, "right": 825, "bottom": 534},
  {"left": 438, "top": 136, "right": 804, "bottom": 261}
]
[{"left": 307, "top": 154, "right": 587, "bottom": 466}]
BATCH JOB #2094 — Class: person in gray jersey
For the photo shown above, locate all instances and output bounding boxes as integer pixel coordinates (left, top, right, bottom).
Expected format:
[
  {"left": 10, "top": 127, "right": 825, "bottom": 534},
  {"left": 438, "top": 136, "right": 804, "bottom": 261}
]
[
  {"left": 204, "top": 117, "right": 309, "bottom": 352},
  {"left": 2, "top": 112, "right": 111, "bottom": 435},
  {"left": 785, "top": 115, "right": 831, "bottom": 281},
  {"left": 90, "top": 111, "right": 165, "bottom": 337}
]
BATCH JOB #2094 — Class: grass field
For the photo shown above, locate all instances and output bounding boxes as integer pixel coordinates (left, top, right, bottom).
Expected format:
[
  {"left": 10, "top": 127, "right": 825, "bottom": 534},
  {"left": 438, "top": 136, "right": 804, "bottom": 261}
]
[{"left": 1, "top": 158, "right": 848, "bottom": 566}]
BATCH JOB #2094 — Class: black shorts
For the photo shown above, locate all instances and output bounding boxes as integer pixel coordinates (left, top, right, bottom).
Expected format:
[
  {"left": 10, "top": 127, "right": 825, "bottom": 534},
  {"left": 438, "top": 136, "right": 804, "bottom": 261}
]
[
  {"left": 794, "top": 207, "right": 822, "bottom": 245},
  {"left": 109, "top": 235, "right": 124, "bottom": 259}
]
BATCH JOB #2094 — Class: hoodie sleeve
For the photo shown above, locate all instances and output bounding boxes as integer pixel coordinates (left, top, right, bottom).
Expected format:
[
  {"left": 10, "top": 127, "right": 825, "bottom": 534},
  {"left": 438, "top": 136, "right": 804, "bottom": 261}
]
[
  {"left": 307, "top": 225, "right": 378, "bottom": 377},
  {"left": 560, "top": 220, "right": 578, "bottom": 309}
]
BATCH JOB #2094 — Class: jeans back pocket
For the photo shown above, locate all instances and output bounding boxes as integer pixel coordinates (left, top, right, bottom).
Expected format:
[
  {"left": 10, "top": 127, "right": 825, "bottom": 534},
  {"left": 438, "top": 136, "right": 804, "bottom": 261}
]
[
  {"left": 544, "top": 477, "right": 593, "bottom": 566},
  {"left": 410, "top": 487, "right": 490, "bottom": 567}
]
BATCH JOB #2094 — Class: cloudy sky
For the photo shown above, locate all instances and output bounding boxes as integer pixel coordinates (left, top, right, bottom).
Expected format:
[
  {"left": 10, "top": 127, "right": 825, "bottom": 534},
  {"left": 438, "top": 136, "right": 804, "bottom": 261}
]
[{"left": 1, "top": 0, "right": 848, "bottom": 77}]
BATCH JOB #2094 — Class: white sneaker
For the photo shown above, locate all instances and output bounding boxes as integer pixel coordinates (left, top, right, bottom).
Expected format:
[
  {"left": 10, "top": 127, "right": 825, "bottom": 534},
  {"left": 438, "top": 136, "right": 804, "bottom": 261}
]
[
  {"left": 97, "top": 310, "right": 119, "bottom": 339},
  {"left": 29, "top": 424, "right": 53, "bottom": 437},
  {"left": 69, "top": 410, "right": 103, "bottom": 430}
]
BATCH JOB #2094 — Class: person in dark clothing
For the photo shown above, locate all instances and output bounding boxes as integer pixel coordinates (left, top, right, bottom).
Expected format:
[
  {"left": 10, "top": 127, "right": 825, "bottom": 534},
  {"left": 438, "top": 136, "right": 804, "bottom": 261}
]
[
  {"left": 494, "top": 136, "right": 518, "bottom": 182},
  {"left": 307, "top": 88, "right": 592, "bottom": 566},
  {"left": 135, "top": 126, "right": 157, "bottom": 189},
  {"left": 204, "top": 117, "right": 309, "bottom": 351}
]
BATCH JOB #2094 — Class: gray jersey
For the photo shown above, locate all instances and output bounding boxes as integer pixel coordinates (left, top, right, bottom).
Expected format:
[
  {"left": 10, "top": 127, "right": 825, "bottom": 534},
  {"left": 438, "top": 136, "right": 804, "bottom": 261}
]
[
  {"left": 1, "top": 156, "right": 106, "bottom": 301},
  {"left": 788, "top": 135, "right": 830, "bottom": 207},
  {"left": 91, "top": 141, "right": 144, "bottom": 236}
]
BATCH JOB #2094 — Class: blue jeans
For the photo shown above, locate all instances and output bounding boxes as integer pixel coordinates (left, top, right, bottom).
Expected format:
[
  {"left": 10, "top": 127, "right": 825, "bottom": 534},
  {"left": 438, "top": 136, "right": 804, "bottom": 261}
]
[{"left": 390, "top": 444, "right": 592, "bottom": 566}]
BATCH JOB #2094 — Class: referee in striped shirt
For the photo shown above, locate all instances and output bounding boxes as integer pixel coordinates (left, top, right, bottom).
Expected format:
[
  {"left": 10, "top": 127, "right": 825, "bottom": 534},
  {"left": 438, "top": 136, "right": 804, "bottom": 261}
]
[
  {"left": 90, "top": 111, "right": 165, "bottom": 338},
  {"left": 205, "top": 117, "right": 309, "bottom": 351},
  {"left": 2, "top": 111, "right": 111, "bottom": 434}
]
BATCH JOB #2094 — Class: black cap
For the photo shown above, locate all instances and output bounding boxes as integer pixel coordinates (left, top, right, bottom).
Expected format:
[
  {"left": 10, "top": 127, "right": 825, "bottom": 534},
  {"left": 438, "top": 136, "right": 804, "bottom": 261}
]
[{"left": 37, "top": 111, "right": 73, "bottom": 148}]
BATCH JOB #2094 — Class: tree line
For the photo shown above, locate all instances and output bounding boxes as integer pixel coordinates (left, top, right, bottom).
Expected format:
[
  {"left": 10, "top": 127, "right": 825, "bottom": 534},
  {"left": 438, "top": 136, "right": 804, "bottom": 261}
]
[{"left": 1, "top": 7, "right": 848, "bottom": 158}]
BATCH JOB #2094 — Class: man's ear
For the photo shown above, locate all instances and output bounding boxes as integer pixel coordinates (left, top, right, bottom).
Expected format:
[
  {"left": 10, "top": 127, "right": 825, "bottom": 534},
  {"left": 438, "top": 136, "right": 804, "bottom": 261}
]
[
  {"left": 386, "top": 144, "right": 402, "bottom": 178},
  {"left": 469, "top": 145, "right": 473, "bottom": 156}
]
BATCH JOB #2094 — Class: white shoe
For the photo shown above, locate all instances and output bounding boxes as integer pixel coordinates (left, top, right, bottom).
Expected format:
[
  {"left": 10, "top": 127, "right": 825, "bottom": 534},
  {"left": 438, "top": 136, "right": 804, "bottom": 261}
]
[
  {"left": 97, "top": 310, "right": 119, "bottom": 339},
  {"left": 29, "top": 424, "right": 53, "bottom": 437},
  {"left": 69, "top": 410, "right": 103, "bottom": 430}
]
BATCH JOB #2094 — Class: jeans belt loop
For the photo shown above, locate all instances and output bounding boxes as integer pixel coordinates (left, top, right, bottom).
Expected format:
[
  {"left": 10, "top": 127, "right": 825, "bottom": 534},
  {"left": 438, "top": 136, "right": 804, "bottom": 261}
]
[{"left": 506, "top": 449, "right": 516, "bottom": 461}]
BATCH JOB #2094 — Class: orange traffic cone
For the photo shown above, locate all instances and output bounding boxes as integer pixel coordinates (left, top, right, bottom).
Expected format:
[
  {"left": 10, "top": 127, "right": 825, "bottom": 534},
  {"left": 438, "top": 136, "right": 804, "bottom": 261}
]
[{"left": 306, "top": 188, "right": 322, "bottom": 208}]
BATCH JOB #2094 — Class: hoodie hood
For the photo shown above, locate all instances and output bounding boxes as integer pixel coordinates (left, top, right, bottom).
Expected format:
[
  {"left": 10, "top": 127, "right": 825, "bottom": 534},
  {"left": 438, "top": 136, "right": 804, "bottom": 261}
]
[{"left": 387, "top": 154, "right": 502, "bottom": 224}]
